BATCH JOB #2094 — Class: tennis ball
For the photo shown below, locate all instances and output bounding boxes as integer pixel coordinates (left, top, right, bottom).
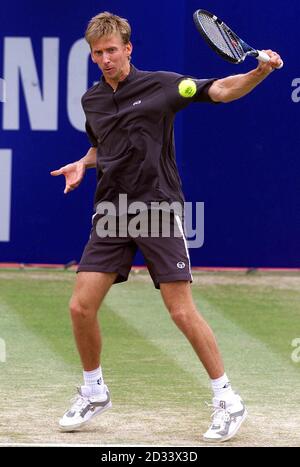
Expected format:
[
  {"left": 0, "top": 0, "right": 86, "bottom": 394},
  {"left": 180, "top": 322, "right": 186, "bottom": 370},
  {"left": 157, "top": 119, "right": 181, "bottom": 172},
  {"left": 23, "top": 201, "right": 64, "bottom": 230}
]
[{"left": 178, "top": 79, "right": 197, "bottom": 98}]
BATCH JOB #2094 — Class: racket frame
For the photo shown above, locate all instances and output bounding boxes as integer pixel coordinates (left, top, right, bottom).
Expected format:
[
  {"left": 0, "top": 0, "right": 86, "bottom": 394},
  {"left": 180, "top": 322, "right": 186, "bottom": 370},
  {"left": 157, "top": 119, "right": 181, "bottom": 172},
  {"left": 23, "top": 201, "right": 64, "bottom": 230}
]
[{"left": 193, "top": 9, "right": 282, "bottom": 68}]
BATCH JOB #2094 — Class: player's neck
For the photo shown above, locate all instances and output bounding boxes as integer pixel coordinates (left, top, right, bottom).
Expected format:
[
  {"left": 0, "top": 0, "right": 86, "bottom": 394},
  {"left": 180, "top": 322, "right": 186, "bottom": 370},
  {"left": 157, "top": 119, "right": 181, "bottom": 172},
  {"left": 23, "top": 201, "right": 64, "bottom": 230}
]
[{"left": 108, "top": 63, "right": 131, "bottom": 92}]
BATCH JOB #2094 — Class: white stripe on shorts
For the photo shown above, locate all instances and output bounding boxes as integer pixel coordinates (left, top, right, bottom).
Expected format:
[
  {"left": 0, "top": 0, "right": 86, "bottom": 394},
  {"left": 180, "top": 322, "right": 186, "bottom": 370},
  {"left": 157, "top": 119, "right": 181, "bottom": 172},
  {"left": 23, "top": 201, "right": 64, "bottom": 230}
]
[{"left": 174, "top": 214, "right": 193, "bottom": 280}]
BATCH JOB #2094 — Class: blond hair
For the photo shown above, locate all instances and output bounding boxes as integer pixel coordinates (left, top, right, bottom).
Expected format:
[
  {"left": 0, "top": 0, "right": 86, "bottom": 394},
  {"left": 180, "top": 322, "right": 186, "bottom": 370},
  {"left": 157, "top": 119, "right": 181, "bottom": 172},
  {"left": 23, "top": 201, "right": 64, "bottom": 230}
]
[{"left": 85, "top": 11, "right": 131, "bottom": 46}]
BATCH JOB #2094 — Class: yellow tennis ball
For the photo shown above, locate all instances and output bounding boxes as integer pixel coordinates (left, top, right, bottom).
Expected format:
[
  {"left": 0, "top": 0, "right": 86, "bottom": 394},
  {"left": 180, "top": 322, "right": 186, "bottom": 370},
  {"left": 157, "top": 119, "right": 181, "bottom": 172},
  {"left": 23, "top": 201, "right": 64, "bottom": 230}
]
[{"left": 178, "top": 79, "right": 197, "bottom": 98}]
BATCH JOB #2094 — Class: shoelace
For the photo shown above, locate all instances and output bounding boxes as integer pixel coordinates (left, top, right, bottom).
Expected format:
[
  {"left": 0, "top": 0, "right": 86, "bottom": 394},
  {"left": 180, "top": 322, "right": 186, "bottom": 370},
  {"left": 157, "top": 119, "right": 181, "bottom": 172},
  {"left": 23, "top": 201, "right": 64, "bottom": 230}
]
[
  {"left": 211, "top": 407, "right": 230, "bottom": 427},
  {"left": 205, "top": 402, "right": 230, "bottom": 428},
  {"left": 69, "top": 393, "right": 90, "bottom": 412}
]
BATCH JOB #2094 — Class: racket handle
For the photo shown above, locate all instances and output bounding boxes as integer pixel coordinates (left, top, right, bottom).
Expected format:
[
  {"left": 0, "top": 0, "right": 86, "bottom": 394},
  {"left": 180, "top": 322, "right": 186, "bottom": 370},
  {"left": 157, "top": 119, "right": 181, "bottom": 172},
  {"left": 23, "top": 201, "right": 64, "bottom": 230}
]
[
  {"left": 256, "top": 50, "right": 284, "bottom": 69},
  {"left": 257, "top": 50, "right": 271, "bottom": 63}
]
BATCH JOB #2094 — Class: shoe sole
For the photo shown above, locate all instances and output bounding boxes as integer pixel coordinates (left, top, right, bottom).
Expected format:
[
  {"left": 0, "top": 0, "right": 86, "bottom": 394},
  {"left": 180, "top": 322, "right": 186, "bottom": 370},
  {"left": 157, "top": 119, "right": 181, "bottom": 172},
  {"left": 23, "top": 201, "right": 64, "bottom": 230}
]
[
  {"left": 203, "top": 409, "right": 248, "bottom": 443},
  {"left": 59, "top": 401, "right": 112, "bottom": 432}
]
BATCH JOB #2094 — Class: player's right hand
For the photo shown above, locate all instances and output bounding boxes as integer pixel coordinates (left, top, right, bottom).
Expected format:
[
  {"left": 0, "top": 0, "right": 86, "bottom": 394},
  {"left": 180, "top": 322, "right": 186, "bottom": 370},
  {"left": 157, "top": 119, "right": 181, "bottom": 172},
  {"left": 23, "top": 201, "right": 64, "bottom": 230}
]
[
  {"left": 50, "top": 160, "right": 86, "bottom": 194},
  {"left": 256, "top": 49, "right": 283, "bottom": 73}
]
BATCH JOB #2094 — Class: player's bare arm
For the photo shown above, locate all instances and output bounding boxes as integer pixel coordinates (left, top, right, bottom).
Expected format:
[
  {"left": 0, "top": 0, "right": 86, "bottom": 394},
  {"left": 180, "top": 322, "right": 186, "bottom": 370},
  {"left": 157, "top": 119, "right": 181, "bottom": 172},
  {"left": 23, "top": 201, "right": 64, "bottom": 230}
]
[
  {"left": 50, "top": 146, "right": 96, "bottom": 194},
  {"left": 209, "top": 50, "right": 282, "bottom": 103}
]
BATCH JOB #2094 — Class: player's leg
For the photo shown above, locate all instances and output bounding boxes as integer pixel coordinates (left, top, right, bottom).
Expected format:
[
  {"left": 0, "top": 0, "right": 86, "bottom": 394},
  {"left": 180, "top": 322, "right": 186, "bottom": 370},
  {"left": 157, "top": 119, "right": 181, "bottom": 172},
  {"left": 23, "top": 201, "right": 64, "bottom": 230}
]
[
  {"left": 160, "top": 281, "right": 247, "bottom": 442},
  {"left": 137, "top": 211, "right": 247, "bottom": 442},
  {"left": 69, "top": 213, "right": 136, "bottom": 382},
  {"left": 69, "top": 271, "right": 117, "bottom": 371},
  {"left": 59, "top": 271, "right": 117, "bottom": 432},
  {"left": 137, "top": 212, "right": 224, "bottom": 376},
  {"left": 59, "top": 213, "right": 136, "bottom": 432},
  {"left": 160, "top": 280, "right": 224, "bottom": 378}
]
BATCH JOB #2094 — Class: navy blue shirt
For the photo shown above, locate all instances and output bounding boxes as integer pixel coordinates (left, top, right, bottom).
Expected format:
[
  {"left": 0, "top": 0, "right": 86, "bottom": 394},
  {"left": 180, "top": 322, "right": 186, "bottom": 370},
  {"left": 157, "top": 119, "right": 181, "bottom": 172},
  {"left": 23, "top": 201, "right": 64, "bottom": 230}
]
[{"left": 81, "top": 65, "right": 216, "bottom": 211}]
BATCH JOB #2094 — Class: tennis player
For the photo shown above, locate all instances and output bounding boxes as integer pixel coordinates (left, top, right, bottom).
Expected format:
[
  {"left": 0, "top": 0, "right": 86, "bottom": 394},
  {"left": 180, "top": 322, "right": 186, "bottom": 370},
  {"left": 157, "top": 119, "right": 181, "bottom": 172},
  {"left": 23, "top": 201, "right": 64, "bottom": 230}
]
[{"left": 51, "top": 12, "right": 281, "bottom": 442}]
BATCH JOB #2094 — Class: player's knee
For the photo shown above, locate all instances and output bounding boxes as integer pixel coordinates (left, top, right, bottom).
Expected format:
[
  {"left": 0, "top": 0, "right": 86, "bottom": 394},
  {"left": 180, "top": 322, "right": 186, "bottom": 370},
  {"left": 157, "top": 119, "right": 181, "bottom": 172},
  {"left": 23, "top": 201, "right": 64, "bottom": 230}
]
[
  {"left": 168, "top": 304, "right": 199, "bottom": 328},
  {"left": 69, "top": 298, "right": 91, "bottom": 321},
  {"left": 168, "top": 305, "right": 189, "bottom": 327}
]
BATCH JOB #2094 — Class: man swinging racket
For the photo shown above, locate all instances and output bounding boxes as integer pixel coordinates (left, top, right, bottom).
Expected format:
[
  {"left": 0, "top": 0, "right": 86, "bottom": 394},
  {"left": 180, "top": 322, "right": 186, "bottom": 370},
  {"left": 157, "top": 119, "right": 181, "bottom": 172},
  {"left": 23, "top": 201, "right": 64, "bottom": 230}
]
[{"left": 51, "top": 11, "right": 282, "bottom": 442}]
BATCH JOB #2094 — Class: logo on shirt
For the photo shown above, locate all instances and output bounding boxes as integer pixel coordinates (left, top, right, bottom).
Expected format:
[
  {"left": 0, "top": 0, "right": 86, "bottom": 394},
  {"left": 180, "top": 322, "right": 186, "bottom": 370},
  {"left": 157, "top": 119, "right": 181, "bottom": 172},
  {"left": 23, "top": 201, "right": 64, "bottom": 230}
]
[{"left": 133, "top": 100, "right": 142, "bottom": 106}]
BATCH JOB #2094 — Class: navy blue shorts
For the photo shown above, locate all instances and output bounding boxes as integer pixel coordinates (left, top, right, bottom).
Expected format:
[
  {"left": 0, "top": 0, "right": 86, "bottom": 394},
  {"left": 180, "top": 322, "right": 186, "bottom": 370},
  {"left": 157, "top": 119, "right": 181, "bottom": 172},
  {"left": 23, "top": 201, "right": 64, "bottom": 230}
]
[{"left": 78, "top": 210, "right": 192, "bottom": 289}]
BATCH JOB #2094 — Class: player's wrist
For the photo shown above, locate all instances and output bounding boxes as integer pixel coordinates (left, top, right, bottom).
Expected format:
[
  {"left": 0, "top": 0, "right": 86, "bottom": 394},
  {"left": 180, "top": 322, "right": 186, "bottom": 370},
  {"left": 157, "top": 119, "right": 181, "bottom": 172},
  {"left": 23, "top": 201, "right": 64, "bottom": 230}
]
[
  {"left": 77, "top": 158, "right": 84, "bottom": 165},
  {"left": 79, "top": 157, "right": 95, "bottom": 169},
  {"left": 251, "top": 67, "right": 272, "bottom": 81}
]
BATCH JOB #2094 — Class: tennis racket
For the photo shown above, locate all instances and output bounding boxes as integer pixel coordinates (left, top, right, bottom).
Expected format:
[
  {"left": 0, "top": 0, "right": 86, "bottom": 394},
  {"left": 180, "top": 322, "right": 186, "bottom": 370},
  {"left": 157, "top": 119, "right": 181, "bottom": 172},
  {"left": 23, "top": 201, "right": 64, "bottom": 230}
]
[{"left": 193, "top": 9, "right": 283, "bottom": 69}]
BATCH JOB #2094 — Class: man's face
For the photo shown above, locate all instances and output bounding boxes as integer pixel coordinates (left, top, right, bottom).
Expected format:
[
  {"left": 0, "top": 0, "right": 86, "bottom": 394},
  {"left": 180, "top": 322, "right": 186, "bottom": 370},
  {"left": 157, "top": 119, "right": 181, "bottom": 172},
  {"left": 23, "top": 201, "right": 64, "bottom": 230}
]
[{"left": 91, "top": 32, "right": 132, "bottom": 85}]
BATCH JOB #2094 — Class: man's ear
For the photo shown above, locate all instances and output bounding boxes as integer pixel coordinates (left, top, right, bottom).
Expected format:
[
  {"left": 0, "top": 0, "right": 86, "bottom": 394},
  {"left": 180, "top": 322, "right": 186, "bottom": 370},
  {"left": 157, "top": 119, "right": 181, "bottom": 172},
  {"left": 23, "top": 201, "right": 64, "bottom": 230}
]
[
  {"left": 126, "top": 41, "right": 133, "bottom": 59},
  {"left": 91, "top": 51, "right": 96, "bottom": 63}
]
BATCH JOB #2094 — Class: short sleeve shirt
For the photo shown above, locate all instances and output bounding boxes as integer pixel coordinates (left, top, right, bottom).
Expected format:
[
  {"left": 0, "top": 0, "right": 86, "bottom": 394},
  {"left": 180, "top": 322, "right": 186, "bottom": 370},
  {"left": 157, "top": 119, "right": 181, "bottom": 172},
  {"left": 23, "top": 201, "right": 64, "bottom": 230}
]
[{"left": 81, "top": 65, "right": 217, "bottom": 210}]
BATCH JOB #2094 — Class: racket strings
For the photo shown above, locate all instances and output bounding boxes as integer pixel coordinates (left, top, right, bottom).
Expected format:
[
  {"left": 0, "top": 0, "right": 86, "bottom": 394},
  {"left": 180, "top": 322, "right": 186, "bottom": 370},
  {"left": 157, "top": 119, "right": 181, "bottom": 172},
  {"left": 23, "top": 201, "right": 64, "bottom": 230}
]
[
  {"left": 222, "top": 27, "right": 245, "bottom": 59},
  {"left": 197, "top": 12, "right": 244, "bottom": 62}
]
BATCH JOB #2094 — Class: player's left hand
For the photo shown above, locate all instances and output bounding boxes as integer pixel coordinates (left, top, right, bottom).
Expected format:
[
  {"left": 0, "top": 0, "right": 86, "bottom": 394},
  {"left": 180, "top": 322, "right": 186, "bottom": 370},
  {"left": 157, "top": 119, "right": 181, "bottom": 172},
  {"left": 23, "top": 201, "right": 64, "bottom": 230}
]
[{"left": 256, "top": 50, "right": 283, "bottom": 73}]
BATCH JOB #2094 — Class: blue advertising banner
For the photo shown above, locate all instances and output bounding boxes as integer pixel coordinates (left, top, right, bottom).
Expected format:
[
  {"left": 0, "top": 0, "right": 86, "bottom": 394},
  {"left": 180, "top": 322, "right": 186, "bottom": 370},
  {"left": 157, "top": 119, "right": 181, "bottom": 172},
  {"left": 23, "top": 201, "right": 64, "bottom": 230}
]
[{"left": 0, "top": 0, "right": 299, "bottom": 267}]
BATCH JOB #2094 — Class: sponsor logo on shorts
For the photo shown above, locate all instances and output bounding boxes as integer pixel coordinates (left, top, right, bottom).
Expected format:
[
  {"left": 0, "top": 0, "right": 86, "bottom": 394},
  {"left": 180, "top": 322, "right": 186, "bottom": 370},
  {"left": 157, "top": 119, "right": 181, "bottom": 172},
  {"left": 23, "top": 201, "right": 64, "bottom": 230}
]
[{"left": 177, "top": 261, "right": 185, "bottom": 269}]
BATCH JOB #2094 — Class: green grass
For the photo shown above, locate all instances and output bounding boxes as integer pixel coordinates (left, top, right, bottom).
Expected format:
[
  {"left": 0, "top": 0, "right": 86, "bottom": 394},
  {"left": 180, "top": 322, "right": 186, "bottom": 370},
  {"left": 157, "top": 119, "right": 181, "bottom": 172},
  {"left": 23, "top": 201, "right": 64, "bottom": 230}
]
[
  {"left": 0, "top": 271, "right": 204, "bottom": 408},
  {"left": 194, "top": 284, "right": 300, "bottom": 360},
  {"left": 0, "top": 269, "right": 300, "bottom": 446}
]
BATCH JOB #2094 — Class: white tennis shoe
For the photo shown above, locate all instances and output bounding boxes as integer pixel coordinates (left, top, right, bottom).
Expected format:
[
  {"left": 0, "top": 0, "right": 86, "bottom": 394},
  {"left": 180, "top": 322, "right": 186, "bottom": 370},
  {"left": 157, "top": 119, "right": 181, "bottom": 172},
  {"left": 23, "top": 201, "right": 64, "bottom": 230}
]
[
  {"left": 59, "top": 385, "right": 112, "bottom": 432},
  {"left": 203, "top": 394, "right": 247, "bottom": 442}
]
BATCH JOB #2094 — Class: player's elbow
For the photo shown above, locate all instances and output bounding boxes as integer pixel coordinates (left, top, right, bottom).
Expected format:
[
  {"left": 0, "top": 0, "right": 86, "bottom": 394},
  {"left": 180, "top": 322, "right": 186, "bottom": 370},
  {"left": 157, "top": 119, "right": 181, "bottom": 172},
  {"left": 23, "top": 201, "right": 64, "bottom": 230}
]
[
  {"left": 219, "top": 95, "right": 238, "bottom": 103},
  {"left": 214, "top": 89, "right": 240, "bottom": 103}
]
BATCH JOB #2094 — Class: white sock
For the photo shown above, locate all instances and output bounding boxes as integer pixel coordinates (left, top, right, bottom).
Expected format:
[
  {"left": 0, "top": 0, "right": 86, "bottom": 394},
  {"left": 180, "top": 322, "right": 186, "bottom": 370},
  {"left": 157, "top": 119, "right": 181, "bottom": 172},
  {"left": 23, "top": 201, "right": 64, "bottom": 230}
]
[
  {"left": 83, "top": 366, "right": 105, "bottom": 395},
  {"left": 211, "top": 373, "right": 235, "bottom": 401}
]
